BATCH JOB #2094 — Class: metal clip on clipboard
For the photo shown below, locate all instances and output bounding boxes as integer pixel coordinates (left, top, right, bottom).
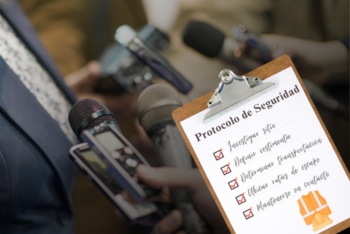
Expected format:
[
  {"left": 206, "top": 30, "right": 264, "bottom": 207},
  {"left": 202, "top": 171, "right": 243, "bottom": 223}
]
[{"left": 203, "top": 69, "right": 277, "bottom": 123}]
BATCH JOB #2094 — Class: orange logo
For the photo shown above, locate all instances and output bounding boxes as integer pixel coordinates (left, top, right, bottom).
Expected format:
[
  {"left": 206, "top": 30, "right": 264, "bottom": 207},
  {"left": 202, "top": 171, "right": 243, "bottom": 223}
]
[{"left": 298, "top": 191, "right": 333, "bottom": 232}]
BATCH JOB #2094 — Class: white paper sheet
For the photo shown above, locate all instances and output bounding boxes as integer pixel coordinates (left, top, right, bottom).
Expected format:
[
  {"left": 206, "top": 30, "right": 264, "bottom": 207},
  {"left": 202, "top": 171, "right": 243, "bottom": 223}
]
[{"left": 180, "top": 67, "right": 350, "bottom": 234}]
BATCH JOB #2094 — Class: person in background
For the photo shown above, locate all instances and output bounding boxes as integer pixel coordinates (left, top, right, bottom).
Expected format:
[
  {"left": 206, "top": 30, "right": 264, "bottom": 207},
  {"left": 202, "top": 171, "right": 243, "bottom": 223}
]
[{"left": 262, "top": 0, "right": 349, "bottom": 86}]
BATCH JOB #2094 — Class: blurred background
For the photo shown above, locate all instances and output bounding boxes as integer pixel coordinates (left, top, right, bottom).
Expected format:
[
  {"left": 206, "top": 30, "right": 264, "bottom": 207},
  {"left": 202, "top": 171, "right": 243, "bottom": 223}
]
[{"left": 18, "top": 0, "right": 349, "bottom": 233}]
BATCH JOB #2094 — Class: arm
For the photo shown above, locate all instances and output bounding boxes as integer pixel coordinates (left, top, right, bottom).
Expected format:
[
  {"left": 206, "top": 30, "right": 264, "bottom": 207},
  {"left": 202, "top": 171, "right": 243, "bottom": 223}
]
[{"left": 261, "top": 35, "right": 349, "bottom": 85}]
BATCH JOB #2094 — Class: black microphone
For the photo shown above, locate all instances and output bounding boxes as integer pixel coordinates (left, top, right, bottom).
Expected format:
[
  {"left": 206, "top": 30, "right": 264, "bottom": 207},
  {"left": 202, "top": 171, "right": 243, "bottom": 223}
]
[
  {"left": 137, "top": 84, "right": 210, "bottom": 234},
  {"left": 115, "top": 25, "right": 193, "bottom": 94},
  {"left": 183, "top": 20, "right": 263, "bottom": 71},
  {"left": 68, "top": 98, "right": 118, "bottom": 137}
]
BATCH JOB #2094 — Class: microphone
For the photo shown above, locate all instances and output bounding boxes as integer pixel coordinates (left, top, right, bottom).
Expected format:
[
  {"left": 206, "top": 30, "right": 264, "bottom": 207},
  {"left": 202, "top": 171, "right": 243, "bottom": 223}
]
[
  {"left": 183, "top": 20, "right": 264, "bottom": 71},
  {"left": 115, "top": 25, "right": 193, "bottom": 94},
  {"left": 68, "top": 98, "right": 119, "bottom": 137},
  {"left": 137, "top": 84, "right": 210, "bottom": 234},
  {"left": 68, "top": 98, "right": 161, "bottom": 202},
  {"left": 96, "top": 24, "right": 171, "bottom": 93},
  {"left": 68, "top": 99, "right": 176, "bottom": 220}
]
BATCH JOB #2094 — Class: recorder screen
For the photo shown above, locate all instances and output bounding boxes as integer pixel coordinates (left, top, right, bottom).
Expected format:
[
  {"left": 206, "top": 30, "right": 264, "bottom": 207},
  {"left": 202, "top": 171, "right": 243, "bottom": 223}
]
[
  {"left": 79, "top": 149, "right": 122, "bottom": 194},
  {"left": 80, "top": 150, "right": 107, "bottom": 172},
  {"left": 95, "top": 131, "right": 124, "bottom": 152}
]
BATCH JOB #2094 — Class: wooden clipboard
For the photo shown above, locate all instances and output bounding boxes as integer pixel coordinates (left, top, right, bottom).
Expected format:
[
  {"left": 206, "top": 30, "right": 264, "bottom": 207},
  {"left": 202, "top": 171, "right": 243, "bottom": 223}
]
[{"left": 172, "top": 55, "right": 350, "bottom": 234}]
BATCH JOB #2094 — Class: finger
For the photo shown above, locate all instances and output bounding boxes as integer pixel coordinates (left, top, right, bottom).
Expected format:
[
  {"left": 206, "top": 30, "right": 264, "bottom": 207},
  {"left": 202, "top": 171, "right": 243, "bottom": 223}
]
[
  {"left": 158, "top": 187, "right": 173, "bottom": 203},
  {"left": 86, "top": 61, "right": 101, "bottom": 78},
  {"left": 137, "top": 165, "right": 203, "bottom": 192},
  {"left": 121, "top": 190, "right": 138, "bottom": 203},
  {"left": 152, "top": 210, "right": 183, "bottom": 234},
  {"left": 65, "top": 61, "right": 101, "bottom": 89},
  {"left": 260, "top": 34, "right": 295, "bottom": 58}
]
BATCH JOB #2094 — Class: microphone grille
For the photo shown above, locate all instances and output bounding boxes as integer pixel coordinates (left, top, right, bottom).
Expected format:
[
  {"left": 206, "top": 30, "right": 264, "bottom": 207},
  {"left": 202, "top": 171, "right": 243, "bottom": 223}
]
[
  {"left": 68, "top": 98, "right": 116, "bottom": 136},
  {"left": 137, "top": 84, "right": 182, "bottom": 132},
  {"left": 183, "top": 20, "right": 225, "bottom": 58}
]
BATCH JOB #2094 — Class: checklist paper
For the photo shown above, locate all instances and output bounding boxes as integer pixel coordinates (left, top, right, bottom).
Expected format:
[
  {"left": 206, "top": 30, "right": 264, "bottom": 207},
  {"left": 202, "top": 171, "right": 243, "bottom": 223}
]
[{"left": 180, "top": 67, "right": 350, "bottom": 234}]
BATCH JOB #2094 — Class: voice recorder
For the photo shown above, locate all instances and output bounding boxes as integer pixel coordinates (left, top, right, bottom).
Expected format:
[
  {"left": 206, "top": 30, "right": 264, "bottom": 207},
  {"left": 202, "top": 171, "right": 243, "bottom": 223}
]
[
  {"left": 69, "top": 143, "right": 168, "bottom": 222},
  {"left": 79, "top": 122, "right": 159, "bottom": 203},
  {"left": 68, "top": 98, "right": 173, "bottom": 222}
]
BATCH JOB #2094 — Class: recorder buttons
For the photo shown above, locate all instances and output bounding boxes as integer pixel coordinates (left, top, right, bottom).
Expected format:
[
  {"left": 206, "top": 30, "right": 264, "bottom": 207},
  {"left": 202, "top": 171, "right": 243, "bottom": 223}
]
[
  {"left": 124, "top": 147, "right": 133, "bottom": 155},
  {"left": 111, "top": 151, "right": 121, "bottom": 159},
  {"left": 126, "top": 158, "right": 138, "bottom": 168}
]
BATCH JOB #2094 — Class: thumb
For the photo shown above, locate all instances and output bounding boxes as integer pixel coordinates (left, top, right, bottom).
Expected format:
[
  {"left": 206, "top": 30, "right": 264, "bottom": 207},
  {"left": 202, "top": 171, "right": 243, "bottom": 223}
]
[
  {"left": 137, "top": 165, "right": 202, "bottom": 192},
  {"left": 260, "top": 34, "right": 287, "bottom": 59}
]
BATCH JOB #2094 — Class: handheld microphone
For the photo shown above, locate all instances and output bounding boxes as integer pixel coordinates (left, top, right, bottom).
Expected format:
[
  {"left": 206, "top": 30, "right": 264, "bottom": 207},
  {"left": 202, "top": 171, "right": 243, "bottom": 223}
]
[
  {"left": 137, "top": 84, "right": 210, "bottom": 234},
  {"left": 115, "top": 25, "right": 193, "bottom": 94},
  {"left": 96, "top": 25, "right": 171, "bottom": 93},
  {"left": 182, "top": 20, "right": 265, "bottom": 71}
]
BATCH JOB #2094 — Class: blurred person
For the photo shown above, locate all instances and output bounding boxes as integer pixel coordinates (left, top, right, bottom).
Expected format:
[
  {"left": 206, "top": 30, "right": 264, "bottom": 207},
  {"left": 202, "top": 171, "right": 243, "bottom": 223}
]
[
  {"left": 18, "top": 1, "right": 154, "bottom": 234},
  {"left": 0, "top": 0, "right": 79, "bottom": 232},
  {"left": 260, "top": 0, "right": 349, "bottom": 85},
  {"left": 262, "top": 35, "right": 348, "bottom": 85},
  {"left": 260, "top": 0, "right": 349, "bottom": 167}
]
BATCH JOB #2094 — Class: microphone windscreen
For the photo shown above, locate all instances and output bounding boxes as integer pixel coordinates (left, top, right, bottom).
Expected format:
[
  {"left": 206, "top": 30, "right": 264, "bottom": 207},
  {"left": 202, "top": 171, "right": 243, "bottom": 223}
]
[
  {"left": 137, "top": 84, "right": 182, "bottom": 132},
  {"left": 183, "top": 20, "right": 225, "bottom": 58},
  {"left": 69, "top": 98, "right": 116, "bottom": 136}
]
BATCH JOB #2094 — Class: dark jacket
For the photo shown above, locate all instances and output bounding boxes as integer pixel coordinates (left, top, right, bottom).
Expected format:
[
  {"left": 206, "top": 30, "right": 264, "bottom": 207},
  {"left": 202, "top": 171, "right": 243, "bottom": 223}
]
[{"left": 0, "top": 1, "right": 77, "bottom": 233}]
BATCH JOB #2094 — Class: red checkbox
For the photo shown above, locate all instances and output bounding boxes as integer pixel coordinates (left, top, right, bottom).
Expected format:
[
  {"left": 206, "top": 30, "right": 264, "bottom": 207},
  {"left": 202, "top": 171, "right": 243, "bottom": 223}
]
[
  {"left": 221, "top": 163, "right": 231, "bottom": 175},
  {"left": 236, "top": 193, "right": 246, "bottom": 205},
  {"left": 228, "top": 178, "right": 238, "bottom": 190},
  {"left": 213, "top": 148, "right": 224, "bottom": 161},
  {"left": 243, "top": 207, "right": 253, "bottom": 220}
]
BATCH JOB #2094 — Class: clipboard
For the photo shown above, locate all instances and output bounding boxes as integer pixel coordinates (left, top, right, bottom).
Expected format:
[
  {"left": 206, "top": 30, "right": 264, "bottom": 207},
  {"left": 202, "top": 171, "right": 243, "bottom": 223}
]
[{"left": 172, "top": 55, "right": 350, "bottom": 234}]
